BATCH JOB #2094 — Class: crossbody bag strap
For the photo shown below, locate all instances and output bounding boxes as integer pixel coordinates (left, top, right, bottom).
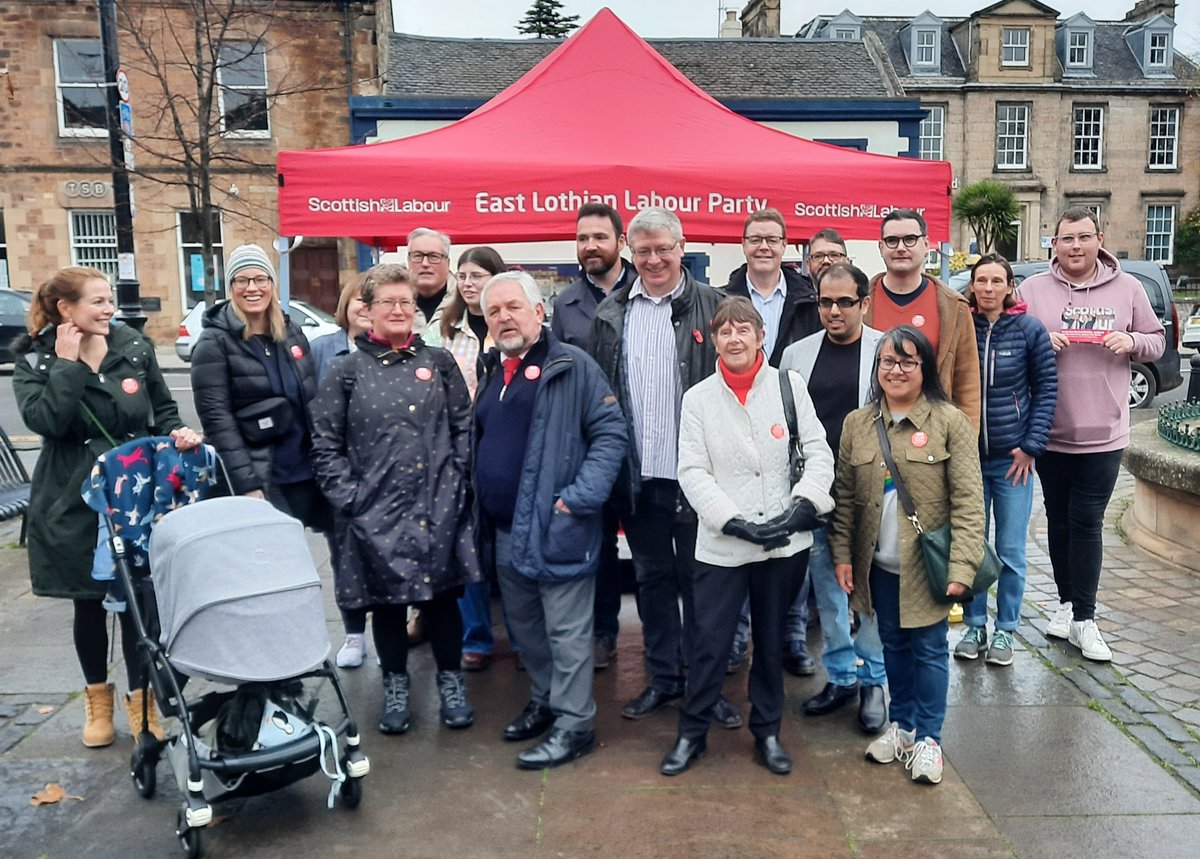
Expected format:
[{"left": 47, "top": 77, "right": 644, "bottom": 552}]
[
  {"left": 777, "top": 368, "right": 803, "bottom": 466},
  {"left": 80, "top": 402, "right": 120, "bottom": 449},
  {"left": 873, "top": 415, "right": 923, "bottom": 534}
]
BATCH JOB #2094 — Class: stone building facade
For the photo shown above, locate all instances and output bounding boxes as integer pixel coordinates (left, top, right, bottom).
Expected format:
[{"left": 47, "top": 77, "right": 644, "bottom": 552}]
[{"left": 0, "top": 0, "right": 384, "bottom": 342}]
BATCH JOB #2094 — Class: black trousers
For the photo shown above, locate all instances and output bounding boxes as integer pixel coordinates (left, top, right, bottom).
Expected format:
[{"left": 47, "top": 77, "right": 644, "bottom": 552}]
[
  {"left": 372, "top": 587, "right": 464, "bottom": 675},
  {"left": 679, "top": 553, "right": 808, "bottom": 741}
]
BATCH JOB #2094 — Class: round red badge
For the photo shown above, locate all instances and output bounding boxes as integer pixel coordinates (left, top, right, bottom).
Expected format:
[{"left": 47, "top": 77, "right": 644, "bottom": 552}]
[
  {"left": 770, "top": 423, "right": 786, "bottom": 439},
  {"left": 121, "top": 377, "right": 140, "bottom": 395},
  {"left": 415, "top": 366, "right": 433, "bottom": 381},
  {"left": 912, "top": 314, "right": 926, "bottom": 328},
  {"left": 692, "top": 329, "right": 703, "bottom": 344},
  {"left": 290, "top": 344, "right": 304, "bottom": 359},
  {"left": 911, "top": 431, "right": 929, "bottom": 448},
  {"left": 524, "top": 365, "right": 541, "bottom": 381}
]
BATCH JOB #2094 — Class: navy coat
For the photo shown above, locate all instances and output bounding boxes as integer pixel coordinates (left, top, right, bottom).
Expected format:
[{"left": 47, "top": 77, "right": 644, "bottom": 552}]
[
  {"left": 973, "top": 306, "right": 1058, "bottom": 459},
  {"left": 477, "top": 329, "right": 627, "bottom": 582}
]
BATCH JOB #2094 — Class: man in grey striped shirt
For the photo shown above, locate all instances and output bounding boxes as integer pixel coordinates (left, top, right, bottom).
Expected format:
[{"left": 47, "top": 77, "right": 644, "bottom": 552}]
[{"left": 587, "top": 207, "right": 733, "bottom": 725}]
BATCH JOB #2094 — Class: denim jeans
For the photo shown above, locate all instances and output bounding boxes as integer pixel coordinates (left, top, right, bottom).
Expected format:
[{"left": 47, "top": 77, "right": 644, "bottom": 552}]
[
  {"left": 808, "top": 527, "right": 886, "bottom": 686},
  {"left": 459, "top": 581, "right": 495, "bottom": 655},
  {"left": 1037, "top": 449, "right": 1123, "bottom": 622},
  {"left": 870, "top": 565, "right": 949, "bottom": 743},
  {"left": 964, "top": 454, "right": 1035, "bottom": 633}
]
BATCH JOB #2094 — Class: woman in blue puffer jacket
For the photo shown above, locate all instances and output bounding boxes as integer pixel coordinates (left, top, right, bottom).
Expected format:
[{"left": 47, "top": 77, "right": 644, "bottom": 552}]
[{"left": 954, "top": 255, "right": 1057, "bottom": 667}]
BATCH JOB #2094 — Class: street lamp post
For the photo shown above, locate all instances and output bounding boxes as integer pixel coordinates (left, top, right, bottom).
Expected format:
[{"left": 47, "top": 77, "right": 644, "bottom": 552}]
[{"left": 98, "top": 0, "right": 145, "bottom": 330}]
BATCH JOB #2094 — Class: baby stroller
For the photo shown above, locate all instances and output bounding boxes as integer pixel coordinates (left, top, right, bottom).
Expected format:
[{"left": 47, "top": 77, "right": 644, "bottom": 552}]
[{"left": 87, "top": 438, "right": 368, "bottom": 858}]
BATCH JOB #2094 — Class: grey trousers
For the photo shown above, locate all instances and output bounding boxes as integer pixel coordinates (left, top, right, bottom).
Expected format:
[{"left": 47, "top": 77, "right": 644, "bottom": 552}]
[{"left": 496, "top": 527, "right": 597, "bottom": 732}]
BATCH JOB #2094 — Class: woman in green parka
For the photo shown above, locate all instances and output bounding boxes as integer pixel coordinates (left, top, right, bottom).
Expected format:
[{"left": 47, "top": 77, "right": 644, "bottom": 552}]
[{"left": 12, "top": 266, "right": 201, "bottom": 749}]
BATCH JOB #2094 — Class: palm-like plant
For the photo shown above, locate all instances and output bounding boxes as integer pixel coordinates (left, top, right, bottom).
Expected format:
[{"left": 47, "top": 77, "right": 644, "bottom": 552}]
[{"left": 952, "top": 180, "right": 1020, "bottom": 254}]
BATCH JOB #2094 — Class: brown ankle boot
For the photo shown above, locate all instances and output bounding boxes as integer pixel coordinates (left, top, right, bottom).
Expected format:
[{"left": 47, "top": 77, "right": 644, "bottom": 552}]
[
  {"left": 82, "top": 682, "right": 116, "bottom": 748},
  {"left": 124, "top": 688, "right": 166, "bottom": 741}
]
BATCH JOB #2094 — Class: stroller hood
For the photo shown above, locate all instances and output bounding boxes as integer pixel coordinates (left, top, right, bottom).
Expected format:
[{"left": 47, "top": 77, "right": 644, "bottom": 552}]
[{"left": 149, "top": 496, "right": 330, "bottom": 683}]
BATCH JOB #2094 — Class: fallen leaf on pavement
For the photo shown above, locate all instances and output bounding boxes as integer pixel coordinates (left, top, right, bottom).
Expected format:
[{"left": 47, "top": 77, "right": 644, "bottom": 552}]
[
  {"left": 30, "top": 783, "right": 84, "bottom": 805},
  {"left": 36, "top": 706, "right": 54, "bottom": 714}
]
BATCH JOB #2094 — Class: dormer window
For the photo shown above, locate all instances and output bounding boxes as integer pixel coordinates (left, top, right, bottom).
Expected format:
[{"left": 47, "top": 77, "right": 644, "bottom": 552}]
[
  {"left": 1002, "top": 28, "right": 1030, "bottom": 67},
  {"left": 1148, "top": 32, "right": 1170, "bottom": 68},
  {"left": 825, "top": 11, "right": 862, "bottom": 41},
  {"left": 833, "top": 28, "right": 857, "bottom": 40},
  {"left": 1125, "top": 13, "right": 1175, "bottom": 78},
  {"left": 915, "top": 30, "right": 937, "bottom": 66},
  {"left": 903, "top": 12, "right": 942, "bottom": 75},
  {"left": 1068, "top": 31, "right": 1090, "bottom": 67}
]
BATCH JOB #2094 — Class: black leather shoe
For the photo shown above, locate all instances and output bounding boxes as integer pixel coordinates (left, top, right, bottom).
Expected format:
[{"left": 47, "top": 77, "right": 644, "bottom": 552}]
[
  {"left": 857, "top": 684, "right": 888, "bottom": 734},
  {"left": 660, "top": 736, "right": 706, "bottom": 776},
  {"left": 709, "top": 695, "right": 743, "bottom": 729},
  {"left": 803, "top": 681, "right": 859, "bottom": 716},
  {"left": 503, "top": 701, "right": 555, "bottom": 742},
  {"left": 622, "top": 686, "right": 682, "bottom": 720},
  {"left": 783, "top": 647, "right": 816, "bottom": 677},
  {"left": 516, "top": 727, "right": 596, "bottom": 770},
  {"left": 754, "top": 735, "right": 793, "bottom": 775}
]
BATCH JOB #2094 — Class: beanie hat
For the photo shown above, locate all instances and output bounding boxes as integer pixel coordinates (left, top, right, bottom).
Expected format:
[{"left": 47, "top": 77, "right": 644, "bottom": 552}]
[{"left": 225, "top": 244, "right": 277, "bottom": 287}]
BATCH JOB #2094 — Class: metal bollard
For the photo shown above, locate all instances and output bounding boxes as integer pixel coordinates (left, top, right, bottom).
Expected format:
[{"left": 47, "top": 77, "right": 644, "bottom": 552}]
[{"left": 1189, "top": 353, "right": 1200, "bottom": 401}]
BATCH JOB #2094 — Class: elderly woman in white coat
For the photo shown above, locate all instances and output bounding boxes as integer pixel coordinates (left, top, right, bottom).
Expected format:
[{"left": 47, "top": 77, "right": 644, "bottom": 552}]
[{"left": 660, "top": 296, "right": 835, "bottom": 778}]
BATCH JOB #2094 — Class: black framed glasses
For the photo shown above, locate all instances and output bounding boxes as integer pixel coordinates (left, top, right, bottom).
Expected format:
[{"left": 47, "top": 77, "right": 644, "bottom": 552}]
[
  {"left": 818, "top": 296, "right": 862, "bottom": 310},
  {"left": 408, "top": 251, "right": 447, "bottom": 264},
  {"left": 743, "top": 235, "right": 785, "bottom": 248},
  {"left": 882, "top": 234, "right": 925, "bottom": 249},
  {"left": 879, "top": 356, "right": 921, "bottom": 372},
  {"left": 809, "top": 251, "right": 847, "bottom": 263}
]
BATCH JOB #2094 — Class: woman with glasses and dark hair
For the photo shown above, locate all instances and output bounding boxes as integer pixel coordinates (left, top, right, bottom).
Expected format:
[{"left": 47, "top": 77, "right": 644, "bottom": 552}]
[
  {"left": 660, "top": 295, "right": 834, "bottom": 778},
  {"left": 191, "top": 244, "right": 331, "bottom": 533},
  {"left": 310, "top": 266, "right": 481, "bottom": 736},
  {"left": 953, "top": 255, "right": 1057, "bottom": 667},
  {"left": 830, "top": 325, "right": 984, "bottom": 787},
  {"left": 424, "top": 246, "right": 507, "bottom": 671}
]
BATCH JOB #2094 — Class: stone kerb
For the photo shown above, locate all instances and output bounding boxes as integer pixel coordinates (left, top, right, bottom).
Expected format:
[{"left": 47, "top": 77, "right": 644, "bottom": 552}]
[{"left": 1122, "top": 420, "right": 1200, "bottom": 574}]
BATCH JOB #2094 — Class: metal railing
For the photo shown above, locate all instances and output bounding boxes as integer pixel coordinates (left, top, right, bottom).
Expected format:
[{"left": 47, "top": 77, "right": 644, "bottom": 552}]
[{"left": 1157, "top": 400, "right": 1200, "bottom": 451}]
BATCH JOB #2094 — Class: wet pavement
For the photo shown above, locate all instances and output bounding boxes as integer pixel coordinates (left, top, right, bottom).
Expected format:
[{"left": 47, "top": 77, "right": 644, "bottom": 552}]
[{"left": 3, "top": 456, "right": 1200, "bottom": 857}]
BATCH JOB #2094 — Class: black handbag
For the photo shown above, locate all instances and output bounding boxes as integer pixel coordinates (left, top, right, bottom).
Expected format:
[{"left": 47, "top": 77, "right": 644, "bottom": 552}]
[
  {"left": 235, "top": 396, "right": 294, "bottom": 446},
  {"left": 873, "top": 416, "right": 1000, "bottom": 605},
  {"left": 777, "top": 369, "right": 805, "bottom": 486}
]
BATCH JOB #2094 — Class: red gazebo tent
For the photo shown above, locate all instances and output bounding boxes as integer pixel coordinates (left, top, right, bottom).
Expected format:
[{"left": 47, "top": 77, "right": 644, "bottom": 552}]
[{"left": 276, "top": 8, "right": 952, "bottom": 246}]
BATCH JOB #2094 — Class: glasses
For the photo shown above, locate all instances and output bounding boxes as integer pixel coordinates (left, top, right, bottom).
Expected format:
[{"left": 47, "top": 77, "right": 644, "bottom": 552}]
[
  {"left": 456, "top": 272, "right": 489, "bottom": 284},
  {"left": 743, "top": 235, "right": 785, "bottom": 248},
  {"left": 809, "top": 251, "right": 847, "bottom": 263},
  {"left": 818, "top": 297, "right": 862, "bottom": 310},
  {"left": 882, "top": 234, "right": 925, "bottom": 249},
  {"left": 408, "top": 251, "right": 447, "bottom": 264},
  {"left": 1054, "top": 233, "right": 1097, "bottom": 246},
  {"left": 879, "top": 356, "right": 921, "bottom": 372},
  {"left": 371, "top": 298, "right": 415, "bottom": 311},
  {"left": 631, "top": 242, "right": 679, "bottom": 260},
  {"left": 231, "top": 275, "right": 272, "bottom": 289}
]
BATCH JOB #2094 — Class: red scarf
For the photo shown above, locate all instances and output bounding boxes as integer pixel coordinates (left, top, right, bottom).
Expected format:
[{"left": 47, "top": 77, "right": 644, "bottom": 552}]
[{"left": 719, "top": 352, "right": 763, "bottom": 405}]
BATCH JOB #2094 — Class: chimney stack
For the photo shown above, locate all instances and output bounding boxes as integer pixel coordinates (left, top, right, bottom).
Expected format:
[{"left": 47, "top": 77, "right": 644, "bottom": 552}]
[
  {"left": 720, "top": 10, "right": 741, "bottom": 38},
  {"left": 740, "top": 0, "right": 781, "bottom": 38},
  {"left": 1124, "top": 0, "right": 1177, "bottom": 22}
]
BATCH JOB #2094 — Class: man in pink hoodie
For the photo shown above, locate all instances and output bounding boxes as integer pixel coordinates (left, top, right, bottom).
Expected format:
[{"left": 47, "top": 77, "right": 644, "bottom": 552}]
[{"left": 1020, "top": 207, "right": 1165, "bottom": 662}]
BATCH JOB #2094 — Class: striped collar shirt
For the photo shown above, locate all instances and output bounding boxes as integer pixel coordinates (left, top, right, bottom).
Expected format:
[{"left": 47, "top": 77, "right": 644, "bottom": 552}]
[
  {"left": 747, "top": 272, "right": 787, "bottom": 358},
  {"left": 624, "top": 276, "right": 685, "bottom": 481}
]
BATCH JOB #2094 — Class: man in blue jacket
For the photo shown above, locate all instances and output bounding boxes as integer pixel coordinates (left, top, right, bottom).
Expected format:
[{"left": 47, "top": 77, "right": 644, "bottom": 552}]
[{"left": 476, "top": 271, "right": 628, "bottom": 769}]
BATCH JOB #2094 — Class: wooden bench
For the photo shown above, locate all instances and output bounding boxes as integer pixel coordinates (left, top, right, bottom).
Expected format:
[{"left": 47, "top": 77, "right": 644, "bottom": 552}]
[{"left": 0, "top": 425, "right": 32, "bottom": 545}]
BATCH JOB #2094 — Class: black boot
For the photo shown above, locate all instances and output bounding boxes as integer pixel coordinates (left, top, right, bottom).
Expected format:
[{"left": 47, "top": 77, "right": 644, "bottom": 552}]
[
  {"left": 437, "top": 670, "right": 475, "bottom": 729},
  {"left": 379, "top": 672, "right": 412, "bottom": 734}
]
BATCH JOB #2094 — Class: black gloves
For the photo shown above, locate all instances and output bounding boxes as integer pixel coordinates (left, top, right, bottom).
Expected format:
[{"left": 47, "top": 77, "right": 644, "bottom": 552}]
[
  {"left": 722, "top": 517, "right": 791, "bottom": 551},
  {"left": 760, "top": 500, "right": 824, "bottom": 537}
]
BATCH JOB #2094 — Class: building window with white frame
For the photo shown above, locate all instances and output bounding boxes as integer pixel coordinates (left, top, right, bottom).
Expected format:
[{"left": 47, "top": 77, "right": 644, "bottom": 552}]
[
  {"left": 919, "top": 105, "right": 944, "bottom": 160},
  {"left": 1067, "top": 30, "right": 1091, "bottom": 67},
  {"left": 70, "top": 211, "right": 118, "bottom": 279},
  {"left": 1149, "top": 106, "right": 1179, "bottom": 169},
  {"left": 54, "top": 39, "right": 107, "bottom": 137},
  {"left": 178, "top": 210, "right": 225, "bottom": 307},
  {"left": 1148, "top": 32, "right": 1170, "bottom": 68},
  {"left": 1145, "top": 204, "right": 1176, "bottom": 263},
  {"left": 1072, "top": 106, "right": 1104, "bottom": 170},
  {"left": 834, "top": 28, "right": 856, "bottom": 40},
  {"left": 1001, "top": 28, "right": 1030, "bottom": 67},
  {"left": 915, "top": 29, "right": 937, "bottom": 66},
  {"left": 217, "top": 42, "right": 269, "bottom": 137},
  {"left": 995, "top": 103, "right": 1029, "bottom": 170}
]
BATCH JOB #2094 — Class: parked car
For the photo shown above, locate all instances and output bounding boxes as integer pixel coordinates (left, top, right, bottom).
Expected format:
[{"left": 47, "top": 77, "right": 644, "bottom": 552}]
[
  {"left": 948, "top": 260, "right": 1182, "bottom": 409},
  {"left": 0, "top": 289, "right": 32, "bottom": 364},
  {"left": 175, "top": 299, "right": 340, "bottom": 362}
]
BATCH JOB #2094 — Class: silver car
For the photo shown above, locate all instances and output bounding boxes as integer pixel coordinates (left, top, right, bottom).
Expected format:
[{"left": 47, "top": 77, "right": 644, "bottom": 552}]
[{"left": 175, "top": 300, "right": 340, "bottom": 361}]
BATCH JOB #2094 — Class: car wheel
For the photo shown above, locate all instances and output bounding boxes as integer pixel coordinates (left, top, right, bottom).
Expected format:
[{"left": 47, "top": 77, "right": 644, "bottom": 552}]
[{"left": 1129, "top": 363, "right": 1155, "bottom": 409}]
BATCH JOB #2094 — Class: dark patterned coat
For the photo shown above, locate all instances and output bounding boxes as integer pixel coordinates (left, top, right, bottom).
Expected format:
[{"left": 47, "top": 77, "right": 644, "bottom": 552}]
[{"left": 309, "top": 334, "right": 481, "bottom": 609}]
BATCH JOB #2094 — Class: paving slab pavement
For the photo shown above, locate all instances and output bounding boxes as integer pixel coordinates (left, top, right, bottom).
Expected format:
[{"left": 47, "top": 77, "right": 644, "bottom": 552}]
[{"left": 2, "top": 467, "right": 1200, "bottom": 857}]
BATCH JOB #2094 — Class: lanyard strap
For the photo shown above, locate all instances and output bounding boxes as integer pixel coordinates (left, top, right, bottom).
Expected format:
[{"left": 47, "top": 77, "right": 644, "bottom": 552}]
[{"left": 873, "top": 415, "right": 923, "bottom": 534}]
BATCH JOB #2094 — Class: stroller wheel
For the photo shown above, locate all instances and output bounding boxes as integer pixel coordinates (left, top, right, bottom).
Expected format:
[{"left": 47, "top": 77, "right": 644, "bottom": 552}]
[
  {"left": 340, "top": 776, "right": 363, "bottom": 809},
  {"left": 130, "top": 747, "right": 157, "bottom": 799},
  {"left": 176, "top": 806, "right": 203, "bottom": 858}
]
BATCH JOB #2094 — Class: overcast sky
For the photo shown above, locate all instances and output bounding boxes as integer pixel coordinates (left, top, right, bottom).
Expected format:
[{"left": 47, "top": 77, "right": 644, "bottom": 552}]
[{"left": 392, "top": 1, "right": 1200, "bottom": 60}]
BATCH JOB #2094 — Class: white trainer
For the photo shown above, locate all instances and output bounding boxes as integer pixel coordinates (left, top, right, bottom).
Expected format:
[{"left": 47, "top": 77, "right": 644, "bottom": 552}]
[
  {"left": 907, "top": 737, "right": 944, "bottom": 785},
  {"left": 1069, "top": 619, "right": 1112, "bottom": 662},
  {"left": 865, "top": 722, "right": 916, "bottom": 764},
  {"left": 1046, "top": 602, "right": 1073, "bottom": 640},
  {"left": 336, "top": 633, "right": 366, "bottom": 669}
]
